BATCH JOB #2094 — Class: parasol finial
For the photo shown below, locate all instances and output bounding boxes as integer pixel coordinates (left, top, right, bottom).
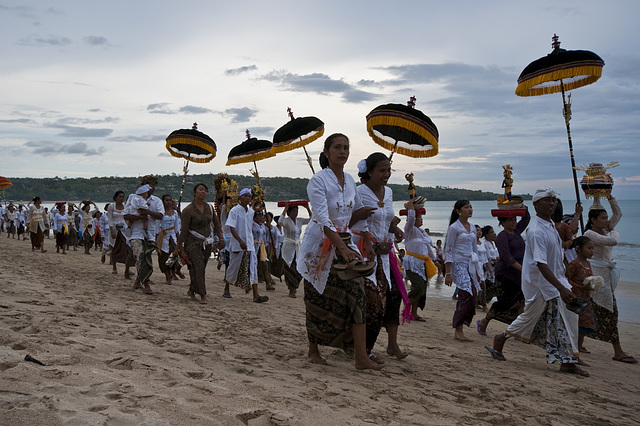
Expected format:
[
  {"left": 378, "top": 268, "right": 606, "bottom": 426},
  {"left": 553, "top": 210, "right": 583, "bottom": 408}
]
[
  {"left": 287, "top": 107, "right": 295, "bottom": 121},
  {"left": 407, "top": 96, "right": 416, "bottom": 108},
  {"left": 192, "top": 122, "right": 198, "bottom": 130},
  {"left": 551, "top": 34, "right": 561, "bottom": 50},
  {"left": 246, "top": 129, "right": 251, "bottom": 139}
]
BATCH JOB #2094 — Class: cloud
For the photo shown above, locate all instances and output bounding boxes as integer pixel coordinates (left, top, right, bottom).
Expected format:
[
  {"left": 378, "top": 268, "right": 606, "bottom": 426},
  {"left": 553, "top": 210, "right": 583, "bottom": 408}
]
[
  {"left": 224, "top": 107, "right": 258, "bottom": 123},
  {"left": 259, "top": 71, "right": 377, "bottom": 103},
  {"left": 0, "top": 118, "right": 35, "bottom": 124},
  {"left": 83, "top": 35, "right": 109, "bottom": 46},
  {"left": 243, "top": 127, "right": 274, "bottom": 138},
  {"left": 226, "top": 65, "right": 257, "bottom": 76},
  {"left": 109, "top": 134, "right": 166, "bottom": 143},
  {"left": 148, "top": 103, "right": 214, "bottom": 116},
  {"left": 179, "top": 105, "right": 212, "bottom": 114},
  {"left": 44, "top": 123, "right": 113, "bottom": 138},
  {"left": 18, "top": 34, "right": 72, "bottom": 47},
  {"left": 147, "top": 103, "right": 175, "bottom": 114},
  {"left": 1, "top": 5, "right": 37, "bottom": 19},
  {"left": 55, "top": 116, "right": 119, "bottom": 125},
  {"left": 24, "top": 140, "right": 106, "bottom": 156}
]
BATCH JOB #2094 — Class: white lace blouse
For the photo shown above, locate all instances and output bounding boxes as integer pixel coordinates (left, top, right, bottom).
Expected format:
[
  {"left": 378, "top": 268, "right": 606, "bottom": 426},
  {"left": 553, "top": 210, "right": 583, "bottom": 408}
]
[
  {"left": 351, "top": 184, "right": 394, "bottom": 288},
  {"left": 297, "top": 167, "right": 365, "bottom": 294}
]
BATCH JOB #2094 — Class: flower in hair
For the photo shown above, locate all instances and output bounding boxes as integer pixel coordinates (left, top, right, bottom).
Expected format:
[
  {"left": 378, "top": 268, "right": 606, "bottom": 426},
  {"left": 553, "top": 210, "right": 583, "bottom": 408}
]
[{"left": 357, "top": 159, "right": 368, "bottom": 174}]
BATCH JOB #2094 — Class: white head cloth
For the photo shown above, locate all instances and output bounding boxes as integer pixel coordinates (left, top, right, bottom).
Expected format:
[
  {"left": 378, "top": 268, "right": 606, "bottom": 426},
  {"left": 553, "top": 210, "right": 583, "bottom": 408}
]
[
  {"left": 239, "top": 188, "right": 251, "bottom": 197},
  {"left": 532, "top": 186, "right": 559, "bottom": 203},
  {"left": 136, "top": 184, "right": 152, "bottom": 195}
]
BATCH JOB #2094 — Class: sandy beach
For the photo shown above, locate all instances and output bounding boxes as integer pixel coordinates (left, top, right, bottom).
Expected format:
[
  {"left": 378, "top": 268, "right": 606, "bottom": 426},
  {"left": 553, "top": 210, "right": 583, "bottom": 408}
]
[{"left": 1, "top": 236, "right": 639, "bottom": 426}]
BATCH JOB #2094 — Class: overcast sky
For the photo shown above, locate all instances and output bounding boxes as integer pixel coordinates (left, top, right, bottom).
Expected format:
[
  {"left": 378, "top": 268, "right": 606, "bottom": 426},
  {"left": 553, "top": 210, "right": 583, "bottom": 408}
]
[{"left": 1, "top": 1, "right": 639, "bottom": 200}]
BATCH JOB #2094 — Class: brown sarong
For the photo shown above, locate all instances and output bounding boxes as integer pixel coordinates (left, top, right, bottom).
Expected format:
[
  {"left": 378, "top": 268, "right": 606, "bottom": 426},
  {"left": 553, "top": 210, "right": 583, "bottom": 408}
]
[
  {"left": 304, "top": 257, "right": 366, "bottom": 350},
  {"left": 111, "top": 231, "right": 129, "bottom": 264}
]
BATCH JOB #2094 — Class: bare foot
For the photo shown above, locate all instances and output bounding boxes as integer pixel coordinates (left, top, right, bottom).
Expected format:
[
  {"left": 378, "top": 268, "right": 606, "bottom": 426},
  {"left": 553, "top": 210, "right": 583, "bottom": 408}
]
[
  {"left": 199, "top": 295, "right": 208, "bottom": 304},
  {"left": 308, "top": 352, "right": 328, "bottom": 365},
  {"left": 386, "top": 347, "right": 409, "bottom": 359},
  {"left": 187, "top": 289, "right": 197, "bottom": 301},
  {"left": 492, "top": 333, "right": 507, "bottom": 353},
  {"left": 355, "top": 358, "right": 385, "bottom": 371},
  {"left": 577, "top": 358, "right": 590, "bottom": 367},
  {"left": 133, "top": 280, "right": 142, "bottom": 290},
  {"left": 288, "top": 292, "right": 297, "bottom": 298},
  {"left": 454, "top": 334, "right": 473, "bottom": 342}
]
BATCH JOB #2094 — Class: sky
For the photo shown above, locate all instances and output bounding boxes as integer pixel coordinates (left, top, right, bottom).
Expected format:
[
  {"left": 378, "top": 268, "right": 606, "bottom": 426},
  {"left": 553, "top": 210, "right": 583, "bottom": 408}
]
[{"left": 1, "top": 0, "right": 639, "bottom": 200}]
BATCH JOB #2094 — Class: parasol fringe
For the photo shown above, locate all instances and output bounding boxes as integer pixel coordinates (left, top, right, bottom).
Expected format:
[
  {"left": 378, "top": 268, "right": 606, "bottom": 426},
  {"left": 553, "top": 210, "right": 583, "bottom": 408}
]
[
  {"left": 166, "top": 139, "right": 216, "bottom": 163},
  {"left": 225, "top": 149, "right": 274, "bottom": 166},
  {"left": 366, "top": 115, "right": 439, "bottom": 158},
  {"left": 516, "top": 65, "right": 603, "bottom": 97},
  {"left": 367, "top": 134, "right": 439, "bottom": 158},
  {"left": 271, "top": 128, "right": 325, "bottom": 154}
]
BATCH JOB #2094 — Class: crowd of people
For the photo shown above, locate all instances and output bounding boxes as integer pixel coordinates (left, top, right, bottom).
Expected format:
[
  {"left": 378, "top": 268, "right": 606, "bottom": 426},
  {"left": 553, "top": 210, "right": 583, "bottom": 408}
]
[{"left": 1, "top": 133, "right": 636, "bottom": 373}]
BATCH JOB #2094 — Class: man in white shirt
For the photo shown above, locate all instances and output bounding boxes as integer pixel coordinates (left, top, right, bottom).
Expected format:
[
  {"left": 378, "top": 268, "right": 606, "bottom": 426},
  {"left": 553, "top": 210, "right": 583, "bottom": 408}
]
[
  {"left": 124, "top": 176, "right": 164, "bottom": 295},
  {"left": 486, "top": 186, "right": 588, "bottom": 377},
  {"left": 223, "top": 188, "right": 268, "bottom": 303}
]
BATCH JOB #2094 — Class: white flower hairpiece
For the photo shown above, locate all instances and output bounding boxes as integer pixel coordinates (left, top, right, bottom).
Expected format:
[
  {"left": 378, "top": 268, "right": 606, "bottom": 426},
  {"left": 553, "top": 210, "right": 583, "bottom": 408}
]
[{"left": 357, "top": 159, "right": 368, "bottom": 174}]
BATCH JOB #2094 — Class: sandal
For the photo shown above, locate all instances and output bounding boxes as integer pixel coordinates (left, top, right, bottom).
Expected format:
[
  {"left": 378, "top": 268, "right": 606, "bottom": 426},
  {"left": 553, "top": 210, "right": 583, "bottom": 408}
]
[
  {"left": 222, "top": 292, "right": 232, "bottom": 298},
  {"left": 612, "top": 356, "right": 638, "bottom": 364},
  {"left": 579, "top": 346, "right": 590, "bottom": 354},
  {"left": 254, "top": 296, "right": 269, "bottom": 303},
  {"left": 368, "top": 353, "right": 385, "bottom": 364},
  {"left": 485, "top": 345, "right": 506, "bottom": 361}
]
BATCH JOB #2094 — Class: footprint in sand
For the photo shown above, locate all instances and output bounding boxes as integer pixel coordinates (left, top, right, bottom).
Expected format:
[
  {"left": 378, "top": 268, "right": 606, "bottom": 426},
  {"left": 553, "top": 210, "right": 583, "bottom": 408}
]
[{"left": 105, "top": 357, "right": 134, "bottom": 370}]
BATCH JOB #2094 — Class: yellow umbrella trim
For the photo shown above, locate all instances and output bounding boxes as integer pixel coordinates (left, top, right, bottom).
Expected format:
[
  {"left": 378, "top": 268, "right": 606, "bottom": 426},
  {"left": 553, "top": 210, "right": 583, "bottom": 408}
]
[
  {"left": 270, "top": 128, "right": 325, "bottom": 154},
  {"left": 366, "top": 115, "right": 439, "bottom": 159},
  {"left": 515, "top": 65, "right": 603, "bottom": 97},
  {"left": 165, "top": 138, "right": 216, "bottom": 164},
  {"left": 225, "top": 149, "right": 275, "bottom": 166}
]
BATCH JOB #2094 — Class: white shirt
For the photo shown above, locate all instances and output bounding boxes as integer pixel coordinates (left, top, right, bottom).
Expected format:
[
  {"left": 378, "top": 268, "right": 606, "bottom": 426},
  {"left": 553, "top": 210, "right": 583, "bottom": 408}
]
[
  {"left": 28, "top": 205, "right": 46, "bottom": 233},
  {"left": 272, "top": 225, "right": 284, "bottom": 258},
  {"left": 220, "top": 204, "right": 233, "bottom": 246},
  {"left": 279, "top": 215, "right": 309, "bottom": 266},
  {"left": 352, "top": 184, "right": 394, "bottom": 287},
  {"left": 444, "top": 219, "right": 477, "bottom": 264},
  {"left": 107, "top": 204, "right": 126, "bottom": 234},
  {"left": 521, "top": 215, "right": 571, "bottom": 303},
  {"left": 158, "top": 211, "right": 179, "bottom": 253},
  {"left": 226, "top": 204, "right": 255, "bottom": 252},
  {"left": 403, "top": 208, "right": 437, "bottom": 281},
  {"left": 146, "top": 195, "right": 164, "bottom": 236},
  {"left": 297, "top": 168, "right": 365, "bottom": 294},
  {"left": 54, "top": 211, "right": 68, "bottom": 232}
]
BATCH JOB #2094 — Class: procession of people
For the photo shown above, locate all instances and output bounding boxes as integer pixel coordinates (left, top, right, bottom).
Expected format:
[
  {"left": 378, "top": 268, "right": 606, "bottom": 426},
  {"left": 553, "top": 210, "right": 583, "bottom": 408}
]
[{"left": 1, "top": 135, "right": 636, "bottom": 375}]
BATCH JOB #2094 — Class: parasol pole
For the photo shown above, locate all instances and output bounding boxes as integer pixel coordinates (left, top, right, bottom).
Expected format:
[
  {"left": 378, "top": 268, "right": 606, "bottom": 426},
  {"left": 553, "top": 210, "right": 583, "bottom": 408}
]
[
  {"left": 252, "top": 160, "right": 261, "bottom": 185},
  {"left": 303, "top": 146, "right": 315, "bottom": 174},
  {"left": 177, "top": 155, "right": 190, "bottom": 209},
  {"left": 560, "top": 80, "right": 585, "bottom": 233}
]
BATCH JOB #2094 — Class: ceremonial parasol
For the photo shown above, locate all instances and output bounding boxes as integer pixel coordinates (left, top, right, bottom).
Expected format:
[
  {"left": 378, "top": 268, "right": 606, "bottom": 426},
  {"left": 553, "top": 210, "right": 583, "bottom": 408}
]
[
  {"left": 0, "top": 176, "right": 12, "bottom": 203},
  {"left": 226, "top": 130, "right": 275, "bottom": 184},
  {"left": 516, "top": 34, "right": 605, "bottom": 231},
  {"left": 271, "top": 108, "right": 324, "bottom": 174},
  {"left": 165, "top": 122, "right": 217, "bottom": 206},
  {"left": 366, "top": 96, "right": 439, "bottom": 161}
]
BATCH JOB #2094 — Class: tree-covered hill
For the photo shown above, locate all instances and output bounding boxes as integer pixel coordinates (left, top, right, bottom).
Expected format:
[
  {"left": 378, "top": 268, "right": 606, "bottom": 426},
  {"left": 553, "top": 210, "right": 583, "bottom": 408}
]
[{"left": 2, "top": 173, "right": 528, "bottom": 203}]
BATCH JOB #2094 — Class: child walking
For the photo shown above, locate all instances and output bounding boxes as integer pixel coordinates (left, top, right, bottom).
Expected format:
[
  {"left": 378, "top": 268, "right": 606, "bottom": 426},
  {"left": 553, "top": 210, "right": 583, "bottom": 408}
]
[{"left": 566, "top": 236, "right": 597, "bottom": 364}]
